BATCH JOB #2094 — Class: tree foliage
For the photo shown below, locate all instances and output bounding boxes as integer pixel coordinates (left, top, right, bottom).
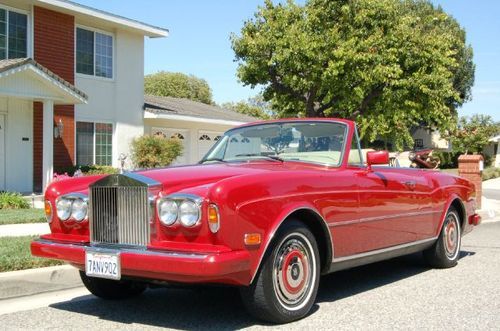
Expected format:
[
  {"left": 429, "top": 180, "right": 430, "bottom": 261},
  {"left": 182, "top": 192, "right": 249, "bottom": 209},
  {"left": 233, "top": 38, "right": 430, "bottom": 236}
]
[
  {"left": 450, "top": 114, "right": 499, "bottom": 155},
  {"left": 231, "top": 0, "right": 475, "bottom": 149},
  {"left": 145, "top": 71, "right": 213, "bottom": 104},
  {"left": 131, "top": 135, "right": 183, "bottom": 169},
  {"left": 221, "top": 94, "right": 274, "bottom": 119}
]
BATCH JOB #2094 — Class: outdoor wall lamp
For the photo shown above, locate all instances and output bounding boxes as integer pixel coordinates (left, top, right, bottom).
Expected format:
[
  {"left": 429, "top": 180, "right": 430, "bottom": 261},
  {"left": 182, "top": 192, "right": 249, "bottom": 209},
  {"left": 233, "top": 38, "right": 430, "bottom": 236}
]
[{"left": 54, "top": 119, "right": 64, "bottom": 138}]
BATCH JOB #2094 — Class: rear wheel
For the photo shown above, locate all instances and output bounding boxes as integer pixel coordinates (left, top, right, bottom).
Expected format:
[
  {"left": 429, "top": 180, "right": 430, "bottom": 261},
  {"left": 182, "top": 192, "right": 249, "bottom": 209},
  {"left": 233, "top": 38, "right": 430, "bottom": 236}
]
[
  {"left": 79, "top": 271, "right": 147, "bottom": 299},
  {"left": 424, "top": 208, "right": 461, "bottom": 268},
  {"left": 240, "top": 220, "right": 320, "bottom": 324}
]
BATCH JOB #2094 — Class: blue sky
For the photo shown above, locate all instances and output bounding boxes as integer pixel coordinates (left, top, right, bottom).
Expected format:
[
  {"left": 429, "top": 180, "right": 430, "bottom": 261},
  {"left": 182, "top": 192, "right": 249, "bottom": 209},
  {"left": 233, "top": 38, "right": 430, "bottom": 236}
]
[{"left": 77, "top": 0, "right": 499, "bottom": 120}]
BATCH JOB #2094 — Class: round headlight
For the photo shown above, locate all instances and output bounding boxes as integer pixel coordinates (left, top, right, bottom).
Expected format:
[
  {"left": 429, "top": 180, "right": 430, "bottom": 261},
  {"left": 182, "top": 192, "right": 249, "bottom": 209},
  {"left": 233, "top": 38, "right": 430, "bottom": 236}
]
[
  {"left": 71, "top": 198, "right": 88, "bottom": 222},
  {"left": 56, "top": 198, "right": 72, "bottom": 221},
  {"left": 179, "top": 200, "right": 200, "bottom": 227},
  {"left": 158, "top": 199, "right": 178, "bottom": 226}
]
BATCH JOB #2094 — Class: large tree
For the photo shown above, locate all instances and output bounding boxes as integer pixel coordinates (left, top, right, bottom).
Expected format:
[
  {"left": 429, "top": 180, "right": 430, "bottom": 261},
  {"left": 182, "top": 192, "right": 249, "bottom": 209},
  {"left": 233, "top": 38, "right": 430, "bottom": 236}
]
[
  {"left": 231, "top": 0, "right": 475, "bottom": 149},
  {"left": 221, "top": 94, "right": 274, "bottom": 119},
  {"left": 145, "top": 71, "right": 213, "bottom": 105}
]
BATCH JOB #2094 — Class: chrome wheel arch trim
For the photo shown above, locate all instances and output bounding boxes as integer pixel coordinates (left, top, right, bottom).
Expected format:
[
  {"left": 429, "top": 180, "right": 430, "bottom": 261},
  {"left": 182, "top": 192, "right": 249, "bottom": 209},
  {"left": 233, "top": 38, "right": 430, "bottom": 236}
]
[
  {"left": 440, "top": 196, "right": 467, "bottom": 236},
  {"left": 249, "top": 206, "right": 334, "bottom": 284}
]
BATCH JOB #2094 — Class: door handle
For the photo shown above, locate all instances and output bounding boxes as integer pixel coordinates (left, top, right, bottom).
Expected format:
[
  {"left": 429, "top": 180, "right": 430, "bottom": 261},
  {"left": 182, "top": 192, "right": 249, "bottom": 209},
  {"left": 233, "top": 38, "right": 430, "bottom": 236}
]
[{"left": 403, "top": 181, "right": 416, "bottom": 190}]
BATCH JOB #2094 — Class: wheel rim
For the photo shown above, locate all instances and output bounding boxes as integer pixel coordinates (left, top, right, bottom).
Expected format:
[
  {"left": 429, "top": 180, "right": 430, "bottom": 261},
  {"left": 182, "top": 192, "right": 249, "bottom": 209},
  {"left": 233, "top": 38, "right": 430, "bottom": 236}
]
[
  {"left": 272, "top": 233, "right": 315, "bottom": 310},
  {"left": 443, "top": 212, "right": 460, "bottom": 259}
]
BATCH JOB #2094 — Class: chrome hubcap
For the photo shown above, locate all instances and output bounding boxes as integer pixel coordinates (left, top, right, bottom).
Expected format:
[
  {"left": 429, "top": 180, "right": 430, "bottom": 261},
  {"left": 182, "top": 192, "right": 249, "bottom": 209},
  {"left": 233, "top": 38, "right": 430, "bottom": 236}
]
[
  {"left": 272, "top": 235, "right": 314, "bottom": 308},
  {"left": 443, "top": 213, "right": 460, "bottom": 259}
]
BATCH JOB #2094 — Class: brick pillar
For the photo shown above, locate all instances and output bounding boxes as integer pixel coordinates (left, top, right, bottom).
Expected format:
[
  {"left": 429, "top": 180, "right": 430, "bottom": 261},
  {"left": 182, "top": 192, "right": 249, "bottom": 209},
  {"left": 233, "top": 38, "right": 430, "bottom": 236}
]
[{"left": 458, "top": 154, "right": 483, "bottom": 209}]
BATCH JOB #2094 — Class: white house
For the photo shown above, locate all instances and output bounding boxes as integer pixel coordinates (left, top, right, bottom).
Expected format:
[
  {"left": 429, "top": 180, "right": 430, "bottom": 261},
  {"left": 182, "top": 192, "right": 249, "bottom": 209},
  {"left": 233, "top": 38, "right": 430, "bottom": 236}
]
[
  {"left": 0, "top": 0, "right": 255, "bottom": 193},
  {"left": 486, "top": 135, "right": 500, "bottom": 168}
]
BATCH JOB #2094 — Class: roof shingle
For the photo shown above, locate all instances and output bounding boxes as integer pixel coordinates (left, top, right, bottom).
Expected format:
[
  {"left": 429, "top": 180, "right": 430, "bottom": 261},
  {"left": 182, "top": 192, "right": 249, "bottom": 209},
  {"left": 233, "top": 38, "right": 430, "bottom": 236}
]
[{"left": 144, "top": 95, "right": 257, "bottom": 123}]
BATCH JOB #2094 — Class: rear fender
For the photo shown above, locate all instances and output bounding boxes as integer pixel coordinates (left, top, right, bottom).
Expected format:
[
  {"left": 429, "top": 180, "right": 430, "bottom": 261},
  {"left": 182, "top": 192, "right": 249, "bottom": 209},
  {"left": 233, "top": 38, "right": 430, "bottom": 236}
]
[{"left": 437, "top": 194, "right": 466, "bottom": 236}]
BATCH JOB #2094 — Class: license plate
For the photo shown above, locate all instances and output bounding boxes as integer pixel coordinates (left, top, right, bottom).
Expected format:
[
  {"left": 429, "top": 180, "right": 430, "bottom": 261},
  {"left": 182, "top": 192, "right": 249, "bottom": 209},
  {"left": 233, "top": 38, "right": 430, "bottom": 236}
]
[{"left": 85, "top": 250, "right": 121, "bottom": 280}]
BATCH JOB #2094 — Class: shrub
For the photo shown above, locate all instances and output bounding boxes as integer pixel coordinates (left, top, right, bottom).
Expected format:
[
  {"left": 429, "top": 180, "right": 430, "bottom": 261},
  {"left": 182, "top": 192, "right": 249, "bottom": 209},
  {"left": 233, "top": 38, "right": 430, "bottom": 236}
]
[
  {"left": 482, "top": 167, "right": 500, "bottom": 181},
  {"left": 55, "top": 165, "right": 119, "bottom": 176},
  {"left": 433, "top": 151, "right": 460, "bottom": 169},
  {"left": 84, "top": 165, "right": 119, "bottom": 175},
  {"left": 131, "top": 134, "right": 183, "bottom": 168},
  {"left": 0, "top": 192, "right": 30, "bottom": 209}
]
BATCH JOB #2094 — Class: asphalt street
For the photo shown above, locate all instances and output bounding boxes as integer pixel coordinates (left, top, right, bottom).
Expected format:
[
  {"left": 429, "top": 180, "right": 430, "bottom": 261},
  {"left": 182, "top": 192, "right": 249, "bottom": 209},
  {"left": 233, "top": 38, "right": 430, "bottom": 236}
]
[{"left": 1, "top": 222, "right": 499, "bottom": 331}]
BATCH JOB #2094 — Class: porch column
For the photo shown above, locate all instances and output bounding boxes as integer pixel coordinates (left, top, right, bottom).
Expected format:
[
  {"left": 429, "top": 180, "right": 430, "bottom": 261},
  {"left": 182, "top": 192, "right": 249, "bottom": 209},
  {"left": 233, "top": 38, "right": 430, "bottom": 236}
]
[{"left": 42, "top": 100, "right": 54, "bottom": 192}]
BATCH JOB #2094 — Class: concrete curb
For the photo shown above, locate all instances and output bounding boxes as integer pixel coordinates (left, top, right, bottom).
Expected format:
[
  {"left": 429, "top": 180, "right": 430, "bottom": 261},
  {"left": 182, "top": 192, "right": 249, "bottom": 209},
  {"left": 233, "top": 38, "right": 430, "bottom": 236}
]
[
  {"left": 0, "top": 223, "right": 50, "bottom": 237},
  {"left": 0, "top": 265, "right": 83, "bottom": 300}
]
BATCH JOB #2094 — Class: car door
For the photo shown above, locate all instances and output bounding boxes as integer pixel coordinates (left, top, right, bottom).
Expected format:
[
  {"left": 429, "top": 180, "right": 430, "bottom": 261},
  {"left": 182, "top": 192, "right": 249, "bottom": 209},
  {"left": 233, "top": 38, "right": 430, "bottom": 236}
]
[{"left": 354, "top": 166, "right": 434, "bottom": 253}]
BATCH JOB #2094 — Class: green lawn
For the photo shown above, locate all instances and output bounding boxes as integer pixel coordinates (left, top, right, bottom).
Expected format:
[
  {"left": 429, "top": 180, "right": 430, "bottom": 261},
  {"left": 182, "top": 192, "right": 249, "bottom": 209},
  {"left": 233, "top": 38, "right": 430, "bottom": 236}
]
[
  {"left": 0, "top": 209, "right": 46, "bottom": 225},
  {"left": 0, "top": 235, "right": 64, "bottom": 272}
]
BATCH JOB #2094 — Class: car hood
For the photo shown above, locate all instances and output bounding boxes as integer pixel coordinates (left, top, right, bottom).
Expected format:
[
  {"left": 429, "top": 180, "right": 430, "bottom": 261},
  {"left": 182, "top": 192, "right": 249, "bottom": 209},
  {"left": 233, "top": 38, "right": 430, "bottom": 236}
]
[{"left": 135, "top": 161, "right": 331, "bottom": 193}]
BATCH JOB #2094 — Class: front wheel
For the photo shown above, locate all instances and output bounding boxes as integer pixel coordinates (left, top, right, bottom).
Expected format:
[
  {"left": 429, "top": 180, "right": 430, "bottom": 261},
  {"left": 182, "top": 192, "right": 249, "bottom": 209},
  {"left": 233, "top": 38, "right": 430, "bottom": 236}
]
[
  {"left": 424, "top": 208, "right": 461, "bottom": 268},
  {"left": 80, "top": 271, "right": 147, "bottom": 299},
  {"left": 240, "top": 220, "right": 320, "bottom": 324}
]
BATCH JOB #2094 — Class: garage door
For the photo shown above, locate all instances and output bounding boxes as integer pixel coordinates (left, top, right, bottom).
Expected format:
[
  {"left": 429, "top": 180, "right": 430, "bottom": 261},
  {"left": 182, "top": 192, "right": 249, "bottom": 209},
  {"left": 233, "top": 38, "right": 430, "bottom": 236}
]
[
  {"left": 198, "top": 131, "right": 223, "bottom": 160},
  {"left": 151, "top": 127, "right": 190, "bottom": 165}
]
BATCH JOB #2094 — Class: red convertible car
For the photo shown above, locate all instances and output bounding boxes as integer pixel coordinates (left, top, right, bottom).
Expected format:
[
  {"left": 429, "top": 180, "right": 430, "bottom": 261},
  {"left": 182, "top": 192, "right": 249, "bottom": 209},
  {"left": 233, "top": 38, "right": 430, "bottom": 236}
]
[{"left": 32, "top": 118, "right": 480, "bottom": 323}]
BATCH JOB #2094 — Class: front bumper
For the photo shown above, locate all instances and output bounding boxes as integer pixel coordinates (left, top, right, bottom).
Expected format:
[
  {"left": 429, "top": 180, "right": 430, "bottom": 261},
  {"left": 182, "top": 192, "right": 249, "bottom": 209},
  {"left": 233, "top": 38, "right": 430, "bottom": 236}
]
[{"left": 31, "top": 238, "right": 252, "bottom": 286}]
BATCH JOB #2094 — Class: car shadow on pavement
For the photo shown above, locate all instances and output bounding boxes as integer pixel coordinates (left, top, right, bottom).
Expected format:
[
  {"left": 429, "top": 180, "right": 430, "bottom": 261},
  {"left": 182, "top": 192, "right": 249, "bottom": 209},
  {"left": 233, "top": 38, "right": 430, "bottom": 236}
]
[
  {"left": 316, "top": 250, "right": 475, "bottom": 304},
  {"left": 49, "top": 251, "right": 475, "bottom": 330}
]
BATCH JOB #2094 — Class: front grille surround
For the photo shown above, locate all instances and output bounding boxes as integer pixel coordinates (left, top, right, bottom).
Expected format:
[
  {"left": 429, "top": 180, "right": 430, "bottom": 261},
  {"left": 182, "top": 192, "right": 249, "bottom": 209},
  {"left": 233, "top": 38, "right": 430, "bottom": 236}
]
[{"left": 89, "top": 173, "right": 161, "bottom": 247}]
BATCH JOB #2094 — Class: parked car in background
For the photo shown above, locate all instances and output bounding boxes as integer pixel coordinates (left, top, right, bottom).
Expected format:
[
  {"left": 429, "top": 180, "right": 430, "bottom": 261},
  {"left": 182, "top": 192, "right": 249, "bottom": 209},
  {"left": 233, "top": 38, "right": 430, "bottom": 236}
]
[{"left": 32, "top": 118, "right": 481, "bottom": 323}]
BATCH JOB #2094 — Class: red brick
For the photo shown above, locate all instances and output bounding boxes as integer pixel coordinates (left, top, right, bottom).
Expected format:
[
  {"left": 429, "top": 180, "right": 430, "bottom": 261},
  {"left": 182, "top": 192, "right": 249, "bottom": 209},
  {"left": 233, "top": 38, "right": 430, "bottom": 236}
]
[{"left": 32, "top": 6, "right": 75, "bottom": 191}]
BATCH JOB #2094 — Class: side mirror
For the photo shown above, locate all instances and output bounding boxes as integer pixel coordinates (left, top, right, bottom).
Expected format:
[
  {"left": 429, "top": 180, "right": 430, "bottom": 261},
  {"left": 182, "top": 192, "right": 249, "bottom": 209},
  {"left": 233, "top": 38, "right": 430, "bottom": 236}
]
[{"left": 366, "top": 151, "right": 389, "bottom": 169}]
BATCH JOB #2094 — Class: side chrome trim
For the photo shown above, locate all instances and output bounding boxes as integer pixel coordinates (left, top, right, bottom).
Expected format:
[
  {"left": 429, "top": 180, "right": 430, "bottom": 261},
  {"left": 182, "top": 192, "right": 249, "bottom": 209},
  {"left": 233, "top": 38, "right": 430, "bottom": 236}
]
[
  {"left": 249, "top": 206, "right": 334, "bottom": 284},
  {"left": 332, "top": 236, "right": 438, "bottom": 263},
  {"left": 328, "top": 210, "right": 440, "bottom": 228},
  {"left": 35, "top": 239, "right": 209, "bottom": 260}
]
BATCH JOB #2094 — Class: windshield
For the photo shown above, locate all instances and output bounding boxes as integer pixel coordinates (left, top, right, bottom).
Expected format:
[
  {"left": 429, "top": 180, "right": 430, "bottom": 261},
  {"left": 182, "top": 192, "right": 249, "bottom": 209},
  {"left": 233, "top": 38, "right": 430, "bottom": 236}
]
[{"left": 201, "top": 121, "right": 348, "bottom": 166}]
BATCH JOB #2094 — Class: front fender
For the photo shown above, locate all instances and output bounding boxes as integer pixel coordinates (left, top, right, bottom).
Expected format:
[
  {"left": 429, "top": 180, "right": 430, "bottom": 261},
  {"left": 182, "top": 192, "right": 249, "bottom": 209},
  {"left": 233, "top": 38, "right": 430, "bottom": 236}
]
[{"left": 237, "top": 199, "right": 331, "bottom": 284}]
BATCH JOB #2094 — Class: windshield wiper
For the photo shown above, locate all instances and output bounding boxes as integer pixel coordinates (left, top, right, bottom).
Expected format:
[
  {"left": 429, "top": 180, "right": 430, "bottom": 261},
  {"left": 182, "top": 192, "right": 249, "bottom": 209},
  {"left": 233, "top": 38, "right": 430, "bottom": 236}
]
[
  {"left": 199, "top": 158, "right": 227, "bottom": 164},
  {"left": 235, "top": 153, "right": 284, "bottom": 162}
]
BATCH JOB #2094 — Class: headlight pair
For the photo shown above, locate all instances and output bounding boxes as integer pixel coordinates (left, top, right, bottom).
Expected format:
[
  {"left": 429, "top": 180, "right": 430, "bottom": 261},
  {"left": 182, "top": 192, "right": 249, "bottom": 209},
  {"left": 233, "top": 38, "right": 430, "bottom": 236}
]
[
  {"left": 56, "top": 194, "right": 88, "bottom": 222},
  {"left": 157, "top": 196, "right": 201, "bottom": 227}
]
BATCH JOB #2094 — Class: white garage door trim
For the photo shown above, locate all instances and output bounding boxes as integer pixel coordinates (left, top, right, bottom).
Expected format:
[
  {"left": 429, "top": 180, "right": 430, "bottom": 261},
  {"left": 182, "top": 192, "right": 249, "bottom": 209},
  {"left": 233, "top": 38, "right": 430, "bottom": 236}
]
[
  {"left": 198, "top": 130, "right": 223, "bottom": 160},
  {"left": 151, "top": 127, "right": 191, "bottom": 165}
]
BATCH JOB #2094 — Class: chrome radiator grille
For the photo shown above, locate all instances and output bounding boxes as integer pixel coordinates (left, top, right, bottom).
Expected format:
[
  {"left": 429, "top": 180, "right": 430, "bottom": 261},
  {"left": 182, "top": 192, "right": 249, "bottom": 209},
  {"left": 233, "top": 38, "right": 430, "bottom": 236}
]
[{"left": 89, "top": 186, "right": 150, "bottom": 246}]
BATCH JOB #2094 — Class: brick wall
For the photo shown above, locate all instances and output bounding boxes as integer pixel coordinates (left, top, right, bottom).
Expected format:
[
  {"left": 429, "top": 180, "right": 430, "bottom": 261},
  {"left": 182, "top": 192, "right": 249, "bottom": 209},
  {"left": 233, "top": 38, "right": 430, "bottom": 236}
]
[
  {"left": 458, "top": 154, "right": 483, "bottom": 209},
  {"left": 33, "top": 6, "right": 75, "bottom": 191}
]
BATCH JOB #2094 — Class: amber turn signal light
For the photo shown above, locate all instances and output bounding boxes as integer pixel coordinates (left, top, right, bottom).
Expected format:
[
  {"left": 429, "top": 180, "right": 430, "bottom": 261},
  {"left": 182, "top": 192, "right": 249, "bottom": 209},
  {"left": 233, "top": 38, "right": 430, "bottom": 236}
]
[
  {"left": 244, "top": 233, "right": 261, "bottom": 246},
  {"left": 207, "top": 204, "right": 220, "bottom": 233},
  {"left": 44, "top": 200, "right": 52, "bottom": 223}
]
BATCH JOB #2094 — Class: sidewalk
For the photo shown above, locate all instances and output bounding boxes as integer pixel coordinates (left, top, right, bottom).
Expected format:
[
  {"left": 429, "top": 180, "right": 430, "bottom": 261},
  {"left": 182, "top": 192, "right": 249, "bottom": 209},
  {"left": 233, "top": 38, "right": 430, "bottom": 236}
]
[
  {"left": 0, "top": 223, "right": 50, "bottom": 237},
  {"left": 480, "top": 177, "right": 500, "bottom": 223}
]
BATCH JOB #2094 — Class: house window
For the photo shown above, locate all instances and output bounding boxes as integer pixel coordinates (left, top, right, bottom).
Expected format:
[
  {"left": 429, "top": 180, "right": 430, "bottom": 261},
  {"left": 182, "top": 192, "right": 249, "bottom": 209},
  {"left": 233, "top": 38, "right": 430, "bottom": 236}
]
[
  {"left": 0, "top": 9, "right": 28, "bottom": 60},
  {"left": 76, "top": 27, "right": 113, "bottom": 78},
  {"left": 76, "top": 122, "right": 113, "bottom": 166}
]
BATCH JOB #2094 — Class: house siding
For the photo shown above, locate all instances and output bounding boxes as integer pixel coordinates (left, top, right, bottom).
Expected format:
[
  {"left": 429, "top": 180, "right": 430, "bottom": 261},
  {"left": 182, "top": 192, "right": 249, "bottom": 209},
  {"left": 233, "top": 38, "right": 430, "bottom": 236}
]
[
  {"left": 75, "top": 29, "right": 145, "bottom": 169},
  {"left": 33, "top": 6, "right": 75, "bottom": 191}
]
